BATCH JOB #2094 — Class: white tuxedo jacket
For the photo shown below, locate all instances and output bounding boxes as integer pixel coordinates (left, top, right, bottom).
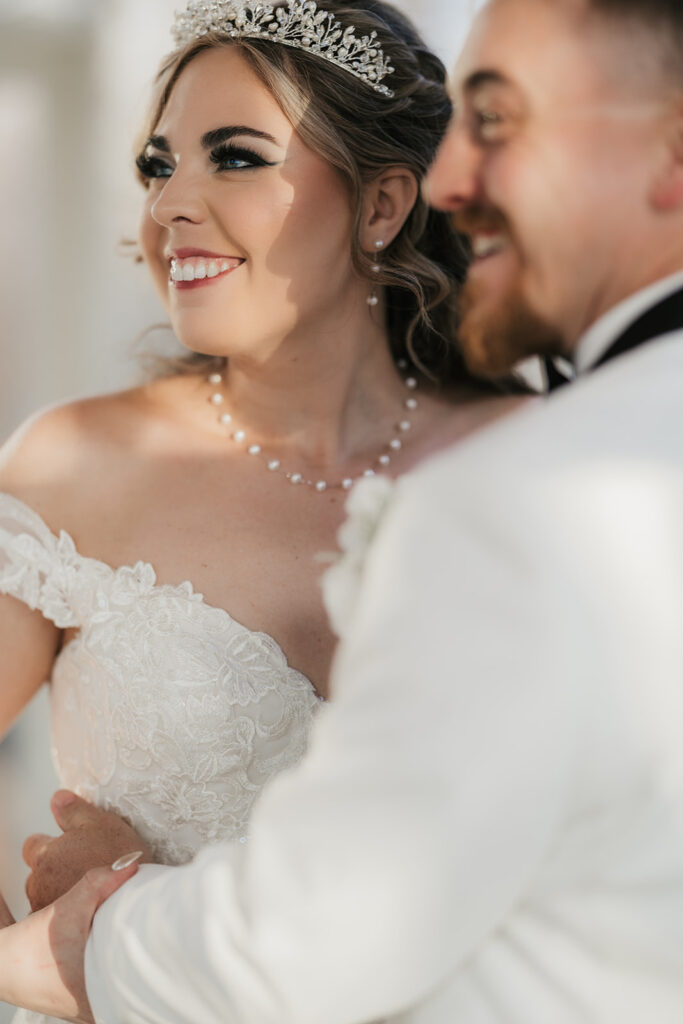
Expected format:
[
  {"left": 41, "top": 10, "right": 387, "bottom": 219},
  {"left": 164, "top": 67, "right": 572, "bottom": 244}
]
[{"left": 86, "top": 328, "right": 683, "bottom": 1023}]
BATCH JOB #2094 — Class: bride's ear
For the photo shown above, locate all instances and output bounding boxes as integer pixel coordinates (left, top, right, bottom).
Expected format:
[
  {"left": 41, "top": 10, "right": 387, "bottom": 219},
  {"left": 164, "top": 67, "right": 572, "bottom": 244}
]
[{"left": 359, "top": 167, "right": 419, "bottom": 251}]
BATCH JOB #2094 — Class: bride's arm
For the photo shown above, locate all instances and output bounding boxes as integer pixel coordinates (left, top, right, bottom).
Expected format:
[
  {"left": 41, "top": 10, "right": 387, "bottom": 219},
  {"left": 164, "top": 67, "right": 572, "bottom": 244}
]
[
  {"left": 0, "top": 414, "right": 66, "bottom": 738},
  {"left": 0, "top": 395, "right": 107, "bottom": 739},
  {"left": 0, "top": 861, "right": 140, "bottom": 1023},
  {"left": 0, "top": 593, "right": 60, "bottom": 740}
]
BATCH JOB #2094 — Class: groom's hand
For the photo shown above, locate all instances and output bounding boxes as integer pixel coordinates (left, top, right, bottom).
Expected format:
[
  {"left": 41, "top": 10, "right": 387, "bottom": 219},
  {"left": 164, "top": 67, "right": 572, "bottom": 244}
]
[
  {"left": 23, "top": 791, "right": 153, "bottom": 911},
  {"left": 0, "top": 858, "right": 140, "bottom": 1023}
]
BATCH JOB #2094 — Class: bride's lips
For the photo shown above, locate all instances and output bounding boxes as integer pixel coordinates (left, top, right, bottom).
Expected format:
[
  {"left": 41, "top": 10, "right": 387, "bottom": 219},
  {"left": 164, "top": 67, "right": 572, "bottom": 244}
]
[{"left": 167, "top": 248, "right": 245, "bottom": 290}]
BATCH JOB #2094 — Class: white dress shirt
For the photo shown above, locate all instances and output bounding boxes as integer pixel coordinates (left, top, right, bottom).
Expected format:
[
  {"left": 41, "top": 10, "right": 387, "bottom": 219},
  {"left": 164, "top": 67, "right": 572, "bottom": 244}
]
[{"left": 85, "top": 315, "right": 683, "bottom": 1023}]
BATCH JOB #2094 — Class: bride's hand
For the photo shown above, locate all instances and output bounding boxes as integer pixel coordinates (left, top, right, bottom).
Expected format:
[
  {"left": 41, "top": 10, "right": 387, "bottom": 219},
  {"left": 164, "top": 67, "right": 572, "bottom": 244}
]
[
  {"left": 23, "top": 791, "right": 153, "bottom": 912},
  {"left": 0, "top": 858, "right": 140, "bottom": 1023}
]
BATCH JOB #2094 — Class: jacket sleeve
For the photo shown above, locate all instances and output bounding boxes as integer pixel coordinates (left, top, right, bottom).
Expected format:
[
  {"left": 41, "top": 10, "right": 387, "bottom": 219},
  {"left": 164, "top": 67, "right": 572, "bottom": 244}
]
[{"left": 85, "top": 454, "right": 592, "bottom": 1024}]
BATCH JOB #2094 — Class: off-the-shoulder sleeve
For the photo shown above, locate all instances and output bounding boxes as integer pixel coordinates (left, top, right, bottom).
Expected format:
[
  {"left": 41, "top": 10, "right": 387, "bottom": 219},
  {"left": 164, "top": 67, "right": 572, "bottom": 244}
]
[{"left": 0, "top": 492, "right": 84, "bottom": 628}]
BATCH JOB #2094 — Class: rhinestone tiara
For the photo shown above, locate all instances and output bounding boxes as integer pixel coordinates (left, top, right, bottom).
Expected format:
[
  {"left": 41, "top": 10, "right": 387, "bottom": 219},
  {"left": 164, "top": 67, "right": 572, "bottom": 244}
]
[{"left": 172, "top": 0, "right": 396, "bottom": 97}]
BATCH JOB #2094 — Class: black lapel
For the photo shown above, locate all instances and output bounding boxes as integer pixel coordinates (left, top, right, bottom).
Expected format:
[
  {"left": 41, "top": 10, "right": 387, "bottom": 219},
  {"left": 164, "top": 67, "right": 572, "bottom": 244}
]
[
  {"left": 544, "top": 357, "right": 571, "bottom": 392},
  {"left": 593, "top": 285, "right": 683, "bottom": 370}
]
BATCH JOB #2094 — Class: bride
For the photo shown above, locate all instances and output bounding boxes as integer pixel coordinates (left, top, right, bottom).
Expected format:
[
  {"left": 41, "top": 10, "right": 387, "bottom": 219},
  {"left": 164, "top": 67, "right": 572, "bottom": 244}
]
[{"left": 0, "top": 0, "right": 522, "bottom": 1015}]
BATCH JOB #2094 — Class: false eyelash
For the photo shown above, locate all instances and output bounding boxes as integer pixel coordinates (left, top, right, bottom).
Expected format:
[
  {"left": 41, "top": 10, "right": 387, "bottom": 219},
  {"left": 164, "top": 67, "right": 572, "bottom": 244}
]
[
  {"left": 135, "top": 153, "right": 173, "bottom": 182},
  {"left": 210, "top": 144, "right": 274, "bottom": 170}
]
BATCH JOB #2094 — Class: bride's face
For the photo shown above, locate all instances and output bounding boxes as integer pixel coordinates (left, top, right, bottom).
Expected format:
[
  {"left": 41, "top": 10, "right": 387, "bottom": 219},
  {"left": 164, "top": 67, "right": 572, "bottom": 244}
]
[{"left": 138, "top": 46, "right": 357, "bottom": 362}]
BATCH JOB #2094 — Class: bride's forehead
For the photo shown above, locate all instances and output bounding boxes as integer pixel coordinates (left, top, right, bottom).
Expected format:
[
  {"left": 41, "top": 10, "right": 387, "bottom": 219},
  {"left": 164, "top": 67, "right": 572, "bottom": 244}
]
[{"left": 160, "top": 46, "right": 289, "bottom": 126}]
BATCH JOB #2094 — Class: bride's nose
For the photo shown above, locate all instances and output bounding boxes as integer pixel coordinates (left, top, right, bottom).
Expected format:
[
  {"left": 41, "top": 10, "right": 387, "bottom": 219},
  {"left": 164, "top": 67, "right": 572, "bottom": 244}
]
[{"left": 151, "top": 166, "right": 207, "bottom": 227}]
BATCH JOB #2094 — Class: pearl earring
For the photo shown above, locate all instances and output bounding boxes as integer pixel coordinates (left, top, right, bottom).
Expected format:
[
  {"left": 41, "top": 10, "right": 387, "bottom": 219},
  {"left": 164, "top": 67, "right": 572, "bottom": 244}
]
[{"left": 367, "top": 240, "right": 384, "bottom": 307}]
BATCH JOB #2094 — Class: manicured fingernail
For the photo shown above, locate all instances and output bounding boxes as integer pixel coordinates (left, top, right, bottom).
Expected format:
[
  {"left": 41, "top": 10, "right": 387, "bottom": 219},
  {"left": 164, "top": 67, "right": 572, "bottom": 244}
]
[
  {"left": 53, "top": 791, "right": 77, "bottom": 807},
  {"left": 112, "top": 851, "right": 144, "bottom": 871}
]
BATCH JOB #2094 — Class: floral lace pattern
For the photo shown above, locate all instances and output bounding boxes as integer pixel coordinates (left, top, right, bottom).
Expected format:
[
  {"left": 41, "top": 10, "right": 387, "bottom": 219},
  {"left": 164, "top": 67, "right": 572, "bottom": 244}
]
[
  {"left": 322, "top": 475, "right": 396, "bottom": 638},
  {"left": 0, "top": 493, "right": 321, "bottom": 872}
]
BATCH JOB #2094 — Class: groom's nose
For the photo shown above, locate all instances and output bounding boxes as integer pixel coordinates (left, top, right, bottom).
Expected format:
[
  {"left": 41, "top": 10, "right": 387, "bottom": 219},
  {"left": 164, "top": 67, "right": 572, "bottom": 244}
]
[{"left": 423, "top": 121, "right": 483, "bottom": 213}]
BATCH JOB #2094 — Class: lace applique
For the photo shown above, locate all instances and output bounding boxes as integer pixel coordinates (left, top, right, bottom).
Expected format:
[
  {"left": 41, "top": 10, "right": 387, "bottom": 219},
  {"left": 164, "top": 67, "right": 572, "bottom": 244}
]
[
  {"left": 52, "top": 595, "right": 321, "bottom": 865},
  {"left": 0, "top": 493, "right": 321, "bottom": 868},
  {"left": 322, "top": 475, "right": 396, "bottom": 638},
  {"left": 0, "top": 494, "right": 109, "bottom": 628}
]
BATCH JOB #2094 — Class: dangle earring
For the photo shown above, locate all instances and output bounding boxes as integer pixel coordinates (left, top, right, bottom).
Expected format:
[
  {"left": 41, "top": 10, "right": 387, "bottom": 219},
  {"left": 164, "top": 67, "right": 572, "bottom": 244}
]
[{"left": 367, "top": 239, "right": 384, "bottom": 307}]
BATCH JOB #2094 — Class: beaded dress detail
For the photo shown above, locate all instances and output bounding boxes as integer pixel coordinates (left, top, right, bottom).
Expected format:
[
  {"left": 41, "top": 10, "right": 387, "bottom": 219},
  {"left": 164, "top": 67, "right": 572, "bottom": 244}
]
[{"left": 0, "top": 492, "right": 321, "bottom": 1024}]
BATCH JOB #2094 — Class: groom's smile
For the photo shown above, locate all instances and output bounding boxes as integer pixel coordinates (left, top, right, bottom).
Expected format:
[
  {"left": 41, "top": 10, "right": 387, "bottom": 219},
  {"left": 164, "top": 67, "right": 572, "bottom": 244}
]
[
  {"left": 453, "top": 206, "right": 518, "bottom": 294},
  {"left": 470, "top": 234, "right": 509, "bottom": 261}
]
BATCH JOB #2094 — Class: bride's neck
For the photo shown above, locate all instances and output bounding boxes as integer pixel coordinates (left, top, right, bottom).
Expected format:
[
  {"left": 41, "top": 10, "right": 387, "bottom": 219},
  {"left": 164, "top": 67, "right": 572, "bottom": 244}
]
[{"left": 219, "top": 319, "right": 408, "bottom": 465}]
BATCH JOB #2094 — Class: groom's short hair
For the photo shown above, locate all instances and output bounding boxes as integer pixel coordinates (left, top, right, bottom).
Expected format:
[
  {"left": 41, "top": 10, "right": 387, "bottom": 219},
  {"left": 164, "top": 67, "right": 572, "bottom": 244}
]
[{"left": 586, "top": 0, "right": 683, "bottom": 81}]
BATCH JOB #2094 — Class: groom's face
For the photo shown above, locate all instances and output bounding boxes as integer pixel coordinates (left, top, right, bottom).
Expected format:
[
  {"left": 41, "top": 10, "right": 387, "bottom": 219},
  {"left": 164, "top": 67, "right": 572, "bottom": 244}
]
[{"left": 425, "top": 0, "right": 671, "bottom": 377}]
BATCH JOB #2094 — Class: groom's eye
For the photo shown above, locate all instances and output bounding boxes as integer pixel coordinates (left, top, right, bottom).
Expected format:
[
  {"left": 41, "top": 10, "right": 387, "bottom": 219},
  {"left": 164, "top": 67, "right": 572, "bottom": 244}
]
[
  {"left": 470, "top": 103, "right": 515, "bottom": 144},
  {"left": 476, "top": 109, "right": 506, "bottom": 138},
  {"left": 466, "top": 82, "right": 522, "bottom": 145}
]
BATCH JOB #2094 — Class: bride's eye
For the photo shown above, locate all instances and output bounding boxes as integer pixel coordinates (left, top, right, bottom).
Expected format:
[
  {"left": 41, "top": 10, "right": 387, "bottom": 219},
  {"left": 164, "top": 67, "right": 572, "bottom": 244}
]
[
  {"left": 210, "top": 144, "right": 274, "bottom": 171},
  {"left": 136, "top": 152, "right": 174, "bottom": 184}
]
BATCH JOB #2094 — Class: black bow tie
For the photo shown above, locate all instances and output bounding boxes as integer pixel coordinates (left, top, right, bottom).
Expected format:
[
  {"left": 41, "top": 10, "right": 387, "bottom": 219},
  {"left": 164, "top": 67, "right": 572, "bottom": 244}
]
[{"left": 545, "top": 283, "right": 683, "bottom": 392}]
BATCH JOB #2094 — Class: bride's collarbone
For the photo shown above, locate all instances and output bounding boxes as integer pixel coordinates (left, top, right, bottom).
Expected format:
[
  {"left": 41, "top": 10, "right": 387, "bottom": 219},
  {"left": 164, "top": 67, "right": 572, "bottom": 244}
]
[{"left": 57, "top": 472, "right": 340, "bottom": 682}]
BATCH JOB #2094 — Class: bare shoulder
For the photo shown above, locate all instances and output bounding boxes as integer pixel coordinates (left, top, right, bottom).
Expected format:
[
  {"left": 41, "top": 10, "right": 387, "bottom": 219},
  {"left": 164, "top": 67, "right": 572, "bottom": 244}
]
[{"left": 0, "top": 383, "right": 169, "bottom": 517}]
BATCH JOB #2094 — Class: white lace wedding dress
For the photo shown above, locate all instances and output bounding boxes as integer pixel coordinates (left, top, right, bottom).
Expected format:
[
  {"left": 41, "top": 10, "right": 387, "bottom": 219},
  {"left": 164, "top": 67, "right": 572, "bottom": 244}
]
[{"left": 0, "top": 492, "right": 322, "bottom": 1024}]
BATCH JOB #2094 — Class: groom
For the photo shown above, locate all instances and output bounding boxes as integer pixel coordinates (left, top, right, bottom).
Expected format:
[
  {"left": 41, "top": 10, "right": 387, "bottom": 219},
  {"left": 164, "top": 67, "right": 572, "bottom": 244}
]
[{"left": 5, "top": 0, "right": 683, "bottom": 1020}]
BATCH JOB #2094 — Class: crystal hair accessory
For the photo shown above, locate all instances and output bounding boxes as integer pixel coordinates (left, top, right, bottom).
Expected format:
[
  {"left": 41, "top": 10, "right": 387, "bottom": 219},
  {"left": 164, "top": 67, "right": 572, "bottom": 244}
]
[{"left": 172, "top": 0, "right": 396, "bottom": 97}]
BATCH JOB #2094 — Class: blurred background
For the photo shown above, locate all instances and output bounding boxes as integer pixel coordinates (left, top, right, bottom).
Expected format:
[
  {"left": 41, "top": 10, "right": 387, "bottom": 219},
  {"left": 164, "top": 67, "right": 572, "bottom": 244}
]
[{"left": 0, "top": 1, "right": 479, "bottom": 1017}]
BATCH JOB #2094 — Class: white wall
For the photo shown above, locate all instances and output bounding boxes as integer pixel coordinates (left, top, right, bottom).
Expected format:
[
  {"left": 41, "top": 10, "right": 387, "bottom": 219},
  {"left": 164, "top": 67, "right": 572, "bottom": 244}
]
[{"left": 0, "top": 3, "right": 481, "bottom": 1018}]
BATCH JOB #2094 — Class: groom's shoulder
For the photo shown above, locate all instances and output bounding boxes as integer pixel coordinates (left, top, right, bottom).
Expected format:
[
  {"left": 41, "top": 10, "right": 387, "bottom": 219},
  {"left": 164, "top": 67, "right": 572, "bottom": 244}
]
[{"left": 404, "top": 332, "right": 683, "bottom": 511}]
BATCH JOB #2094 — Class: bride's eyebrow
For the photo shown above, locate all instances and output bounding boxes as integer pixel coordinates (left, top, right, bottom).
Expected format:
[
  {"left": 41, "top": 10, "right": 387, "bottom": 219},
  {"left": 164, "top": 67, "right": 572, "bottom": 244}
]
[
  {"left": 200, "top": 125, "right": 280, "bottom": 148},
  {"left": 144, "top": 134, "right": 171, "bottom": 153},
  {"left": 143, "top": 126, "right": 280, "bottom": 154}
]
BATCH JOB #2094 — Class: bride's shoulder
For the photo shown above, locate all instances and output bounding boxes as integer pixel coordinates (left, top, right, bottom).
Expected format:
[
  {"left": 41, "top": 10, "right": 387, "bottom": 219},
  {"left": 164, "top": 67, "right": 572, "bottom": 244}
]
[{"left": 0, "top": 381, "right": 177, "bottom": 510}]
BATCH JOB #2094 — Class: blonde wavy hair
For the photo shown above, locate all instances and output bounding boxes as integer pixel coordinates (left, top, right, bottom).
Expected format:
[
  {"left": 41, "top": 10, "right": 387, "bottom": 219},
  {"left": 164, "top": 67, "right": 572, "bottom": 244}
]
[{"left": 137, "top": 0, "right": 499, "bottom": 393}]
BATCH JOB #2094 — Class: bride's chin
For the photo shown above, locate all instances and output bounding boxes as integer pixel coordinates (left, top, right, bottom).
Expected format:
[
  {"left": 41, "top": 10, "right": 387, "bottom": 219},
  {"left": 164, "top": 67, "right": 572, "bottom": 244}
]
[
  {"left": 177, "top": 340, "right": 232, "bottom": 360},
  {"left": 170, "top": 321, "right": 233, "bottom": 359}
]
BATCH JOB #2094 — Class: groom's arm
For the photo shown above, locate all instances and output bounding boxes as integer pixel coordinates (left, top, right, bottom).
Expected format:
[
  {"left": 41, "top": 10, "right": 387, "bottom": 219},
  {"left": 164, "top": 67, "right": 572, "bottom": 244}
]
[{"left": 84, "top": 445, "right": 594, "bottom": 1024}]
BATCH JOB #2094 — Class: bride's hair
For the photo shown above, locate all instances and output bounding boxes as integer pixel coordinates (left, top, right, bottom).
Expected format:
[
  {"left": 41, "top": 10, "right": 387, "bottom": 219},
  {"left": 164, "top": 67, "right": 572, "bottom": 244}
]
[{"left": 136, "top": 0, "right": 509, "bottom": 393}]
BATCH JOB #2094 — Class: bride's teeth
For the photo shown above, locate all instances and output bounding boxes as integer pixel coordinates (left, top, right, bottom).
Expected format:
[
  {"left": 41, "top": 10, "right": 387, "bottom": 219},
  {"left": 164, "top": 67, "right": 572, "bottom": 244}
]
[{"left": 171, "top": 256, "right": 241, "bottom": 283}]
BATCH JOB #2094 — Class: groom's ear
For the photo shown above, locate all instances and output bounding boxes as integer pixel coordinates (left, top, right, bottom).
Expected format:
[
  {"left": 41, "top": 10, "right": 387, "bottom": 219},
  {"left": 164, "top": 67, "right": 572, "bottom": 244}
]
[{"left": 649, "top": 100, "right": 683, "bottom": 211}]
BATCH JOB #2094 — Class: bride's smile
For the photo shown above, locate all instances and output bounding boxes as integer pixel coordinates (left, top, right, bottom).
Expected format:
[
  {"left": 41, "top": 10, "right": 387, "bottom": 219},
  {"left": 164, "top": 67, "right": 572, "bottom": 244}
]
[{"left": 168, "top": 251, "right": 246, "bottom": 289}]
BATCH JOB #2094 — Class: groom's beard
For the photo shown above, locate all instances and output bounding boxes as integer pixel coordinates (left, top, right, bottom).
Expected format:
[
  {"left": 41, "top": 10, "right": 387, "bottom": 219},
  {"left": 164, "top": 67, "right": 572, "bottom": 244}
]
[
  {"left": 453, "top": 204, "right": 565, "bottom": 379},
  {"left": 458, "top": 277, "right": 565, "bottom": 380}
]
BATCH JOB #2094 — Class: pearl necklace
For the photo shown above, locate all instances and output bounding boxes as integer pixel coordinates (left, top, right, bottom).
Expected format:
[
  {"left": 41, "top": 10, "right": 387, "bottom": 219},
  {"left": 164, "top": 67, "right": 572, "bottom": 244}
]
[{"left": 206, "top": 363, "right": 419, "bottom": 493}]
